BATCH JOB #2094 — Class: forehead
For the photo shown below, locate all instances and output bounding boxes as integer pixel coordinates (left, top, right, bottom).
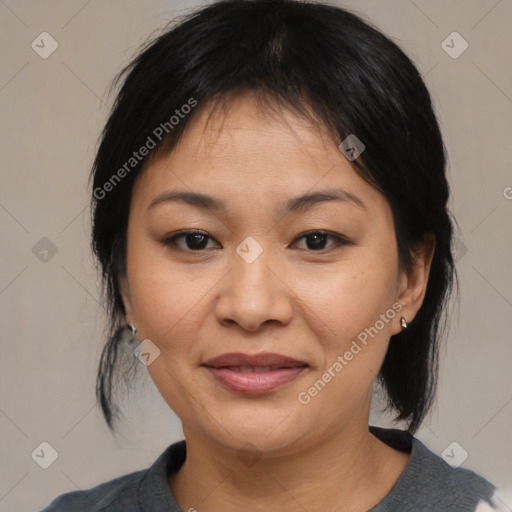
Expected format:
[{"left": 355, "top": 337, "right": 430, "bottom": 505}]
[
  {"left": 133, "top": 93, "right": 387, "bottom": 218},
  {"left": 179, "top": 94, "right": 338, "bottom": 168}
]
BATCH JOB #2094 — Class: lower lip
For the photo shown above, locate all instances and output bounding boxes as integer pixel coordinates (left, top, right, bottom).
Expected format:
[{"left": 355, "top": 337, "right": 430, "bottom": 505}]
[{"left": 204, "top": 366, "right": 308, "bottom": 395}]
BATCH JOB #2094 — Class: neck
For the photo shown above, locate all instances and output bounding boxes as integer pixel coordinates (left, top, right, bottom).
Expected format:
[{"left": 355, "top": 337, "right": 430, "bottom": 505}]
[{"left": 169, "top": 417, "right": 410, "bottom": 512}]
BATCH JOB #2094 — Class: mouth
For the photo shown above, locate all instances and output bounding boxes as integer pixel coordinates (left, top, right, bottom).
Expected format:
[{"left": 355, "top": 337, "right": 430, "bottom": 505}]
[{"left": 202, "top": 352, "right": 309, "bottom": 395}]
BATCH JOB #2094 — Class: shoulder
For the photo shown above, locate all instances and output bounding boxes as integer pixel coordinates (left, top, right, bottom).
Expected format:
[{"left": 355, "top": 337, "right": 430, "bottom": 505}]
[
  {"left": 39, "top": 468, "right": 146, "bottom": 512},
  {"left": 370, "top": 427, "right": 501, "bottom": 511},
  {"left": 410, "top": 437, "right": 496, "bottom": 495},
  {"left": 39, "top": 440, "right": 186, "bottom": 512},
  {"left": 397, "top": 437, "right": 499, "bottom": 510}
]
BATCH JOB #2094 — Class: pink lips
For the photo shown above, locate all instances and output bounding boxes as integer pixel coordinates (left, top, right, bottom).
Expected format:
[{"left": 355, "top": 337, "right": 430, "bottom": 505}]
[{"left": 202, "top": 352, "right": 308, "bottom": 395}]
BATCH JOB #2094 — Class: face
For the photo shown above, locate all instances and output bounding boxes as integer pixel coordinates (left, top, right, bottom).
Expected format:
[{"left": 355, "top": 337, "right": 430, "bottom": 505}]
[{"left": 121, "top": 94, "right": 430, "bottom": 457}]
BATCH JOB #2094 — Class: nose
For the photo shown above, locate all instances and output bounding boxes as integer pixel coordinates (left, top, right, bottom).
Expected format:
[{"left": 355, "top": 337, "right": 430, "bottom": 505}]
[{"left": 213, "top": 247, "right": 293, "bottom": 333}]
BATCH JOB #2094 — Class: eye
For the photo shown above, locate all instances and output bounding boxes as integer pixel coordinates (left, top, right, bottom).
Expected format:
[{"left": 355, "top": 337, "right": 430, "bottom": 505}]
[
  {"left": 162, "top": 229, "right": 351, "bottom": 253},
  {"left": 293, "top": 230, "right": 351, "bottom": 252},
  {"left": 162, "top": 230, "right": 219, "bottom": 251}
]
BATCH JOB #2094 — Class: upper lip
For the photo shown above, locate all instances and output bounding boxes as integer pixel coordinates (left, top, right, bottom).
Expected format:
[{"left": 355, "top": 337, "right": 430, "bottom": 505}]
[{"left": 202, "top": 352, "right": 308, "bottom": 369}]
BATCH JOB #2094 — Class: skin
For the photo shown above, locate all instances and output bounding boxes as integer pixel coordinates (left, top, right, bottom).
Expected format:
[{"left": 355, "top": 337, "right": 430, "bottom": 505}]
[{"left": 120, "top": 92, "right": 435, "bottom": 512}]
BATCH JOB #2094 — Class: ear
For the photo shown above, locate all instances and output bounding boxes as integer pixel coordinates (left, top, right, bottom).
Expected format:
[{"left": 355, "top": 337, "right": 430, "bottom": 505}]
[
  {"left": 119, "top": 274, "right": 135, "bottom": 327},
  {"left": 392, "top": 234, "right": 436, "bottom": 335}
]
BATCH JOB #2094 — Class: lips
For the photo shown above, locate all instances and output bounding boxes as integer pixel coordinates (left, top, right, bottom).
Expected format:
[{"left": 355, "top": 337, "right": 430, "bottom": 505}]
[
  {"left": 202, "top": 352, "right": 308, "bottom": 394},
  {"left": 203, "top": 352, "right": 307, "bottom": 369}
]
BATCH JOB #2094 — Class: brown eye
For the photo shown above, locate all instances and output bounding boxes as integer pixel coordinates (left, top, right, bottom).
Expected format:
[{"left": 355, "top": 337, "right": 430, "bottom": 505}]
[
  {"left": 294, "top": 231, "right": 351, "bottom": 252},
  {"left": 163, "top": 231, "right": 219, "bottom": 251}
]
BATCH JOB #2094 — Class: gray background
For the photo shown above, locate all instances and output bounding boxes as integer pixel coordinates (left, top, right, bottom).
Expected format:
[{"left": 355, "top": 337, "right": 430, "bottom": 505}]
[{"left": 0, "top": 1, "right": 511, "bottom": 510}]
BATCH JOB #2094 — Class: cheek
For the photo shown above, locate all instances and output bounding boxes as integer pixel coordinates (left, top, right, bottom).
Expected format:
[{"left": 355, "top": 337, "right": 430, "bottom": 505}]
[
  {"left": 130, "top": 271, "right": 206, "bottom": 345},
  {"left": 125, "top": 251, "right": 210, "bottom": 418},
  {"left": 293, "top": 264, "right": 399, "bottom": 420},
  {"left": 125, "top": 232, "right": 206, "bottom": 347},
  {"left": 296, "top": 255, "right": 399, "bottom": 344}
]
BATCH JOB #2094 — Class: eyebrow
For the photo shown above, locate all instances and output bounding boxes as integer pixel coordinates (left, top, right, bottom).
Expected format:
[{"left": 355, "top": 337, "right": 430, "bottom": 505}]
[{"left": 148, "top": 187, "right": 366, "bottom": 215}]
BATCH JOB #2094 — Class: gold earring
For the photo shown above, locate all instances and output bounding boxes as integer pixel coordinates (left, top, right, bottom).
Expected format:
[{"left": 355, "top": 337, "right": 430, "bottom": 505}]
[{"left": 400, "top": 317, "right": 408, "bottom": 329}]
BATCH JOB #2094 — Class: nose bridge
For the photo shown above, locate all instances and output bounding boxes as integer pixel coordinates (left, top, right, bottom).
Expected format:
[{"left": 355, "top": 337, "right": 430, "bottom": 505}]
[{"left": 214, "top": 237, "right": 292, "bottom": 331}]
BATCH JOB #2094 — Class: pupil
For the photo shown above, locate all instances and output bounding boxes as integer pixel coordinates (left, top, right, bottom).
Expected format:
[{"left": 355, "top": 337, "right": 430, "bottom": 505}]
[
  {"left": 187, "top": 233, "right": 208, "bottom": 250},
  {"left": 307, "top": 233, "right": 326, "bottom": 250}
]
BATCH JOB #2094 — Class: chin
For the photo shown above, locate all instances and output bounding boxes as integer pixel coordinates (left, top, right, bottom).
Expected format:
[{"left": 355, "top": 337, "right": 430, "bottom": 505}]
[{"left": 195, "top": 401, "right": 313, "bottom": 453}]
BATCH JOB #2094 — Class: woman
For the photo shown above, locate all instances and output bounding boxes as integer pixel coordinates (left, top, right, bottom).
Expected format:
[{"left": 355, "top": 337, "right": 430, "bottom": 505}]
[{"left": 41, "top": 0, "right": 502, "bottom": 510}]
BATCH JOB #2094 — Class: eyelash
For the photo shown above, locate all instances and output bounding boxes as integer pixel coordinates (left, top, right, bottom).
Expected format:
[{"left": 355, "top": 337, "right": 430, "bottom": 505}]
[{"left": 161, "top": 229, "right": 352, "bottom": 253}]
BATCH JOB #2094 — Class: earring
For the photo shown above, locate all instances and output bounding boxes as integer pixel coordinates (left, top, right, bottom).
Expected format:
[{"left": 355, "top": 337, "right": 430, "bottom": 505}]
[
  {"left": 400, "top": 317, "right": 408, "bottom": 330},
  {"left": 127, "top": 324, "right": 138, "bottom": 341}
]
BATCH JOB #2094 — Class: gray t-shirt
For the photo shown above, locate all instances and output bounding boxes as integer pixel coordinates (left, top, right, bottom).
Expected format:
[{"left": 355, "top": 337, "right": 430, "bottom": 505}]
[{"left": 40, "top": 426, "right": 501, "bottom": 511}]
